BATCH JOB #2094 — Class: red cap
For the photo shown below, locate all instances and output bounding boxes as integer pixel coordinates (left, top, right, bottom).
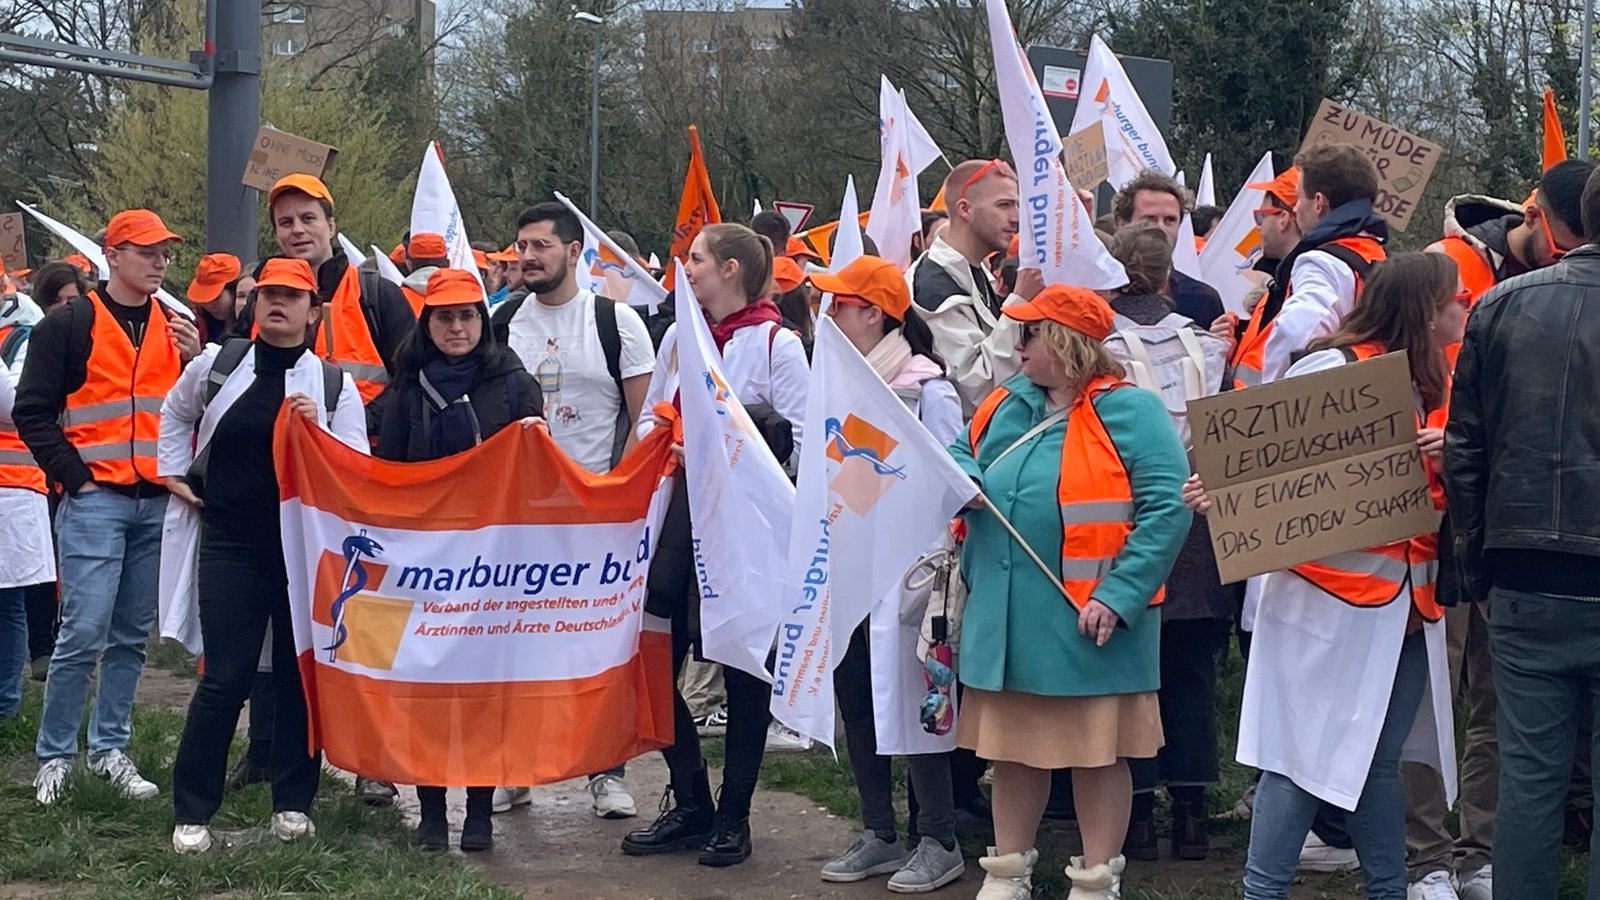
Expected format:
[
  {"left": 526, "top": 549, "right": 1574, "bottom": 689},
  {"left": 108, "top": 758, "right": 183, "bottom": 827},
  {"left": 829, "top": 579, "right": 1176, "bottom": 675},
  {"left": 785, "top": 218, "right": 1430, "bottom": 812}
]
[
  {"left": 771, "top": 256, "right": 805, "bottom": 293},
  {"left": 423, "top": 268, "right": 485, "bottom": 308},
  {"left": 187, "top": 253, "right": 241, "bottom": 303},
  {"left": 267, "top": 173, "right": 334, "bottom": 209},
  {"left": 254, "top": 258, "right": 318, "bottom": 293},
  {"left": 809, "top": 255, "right": 912, "bottom": 320},
  {"left": 1246, "top": 166, "right": 1300, "bottom": 208},
  {"left": 408, "top": 232, "right": 448, "bottom": 259},
  {"left": 1003, "top": 284, "right": 1116, "bottom": 340},
  {"left": 104, "top": 209, "right": 182, "bottom": 248}
]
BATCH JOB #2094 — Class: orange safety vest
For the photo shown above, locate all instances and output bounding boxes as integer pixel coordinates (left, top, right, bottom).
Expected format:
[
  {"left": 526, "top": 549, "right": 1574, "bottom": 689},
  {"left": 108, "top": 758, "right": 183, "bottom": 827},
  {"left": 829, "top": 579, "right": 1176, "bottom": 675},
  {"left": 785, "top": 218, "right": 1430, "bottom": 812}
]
[
  {"left": 59, "top": 292, "right": 182, "bottom": 486},
  {"left": 399, "top": 284, "right": 424, "bottom": 317},
  {"left": 316, "top": 267, "right": 390, "bottom": 404},
  {"left": 1427, "top": 235, "right": 1496, "bottom": 369},
  {"left": 1229, "top": 235, "right": 1386, "bottom": 391},
  {"left": 1289, "top": 341, "right": 1444, "bottom": 622},
  {"left": 967, "top": 375, "right": 1164, "bottom": 613}
]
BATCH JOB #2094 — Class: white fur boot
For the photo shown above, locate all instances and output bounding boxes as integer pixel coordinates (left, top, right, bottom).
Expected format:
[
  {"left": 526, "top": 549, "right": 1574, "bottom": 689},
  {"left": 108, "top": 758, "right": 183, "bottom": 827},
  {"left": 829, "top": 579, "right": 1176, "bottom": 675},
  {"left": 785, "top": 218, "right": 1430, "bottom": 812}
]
[
  {"left": 975, "top": 846, "right": 1039, "bottom": 900},
  {"left": 1065, "top": 854, "right": 1126, "bottom": 900}
]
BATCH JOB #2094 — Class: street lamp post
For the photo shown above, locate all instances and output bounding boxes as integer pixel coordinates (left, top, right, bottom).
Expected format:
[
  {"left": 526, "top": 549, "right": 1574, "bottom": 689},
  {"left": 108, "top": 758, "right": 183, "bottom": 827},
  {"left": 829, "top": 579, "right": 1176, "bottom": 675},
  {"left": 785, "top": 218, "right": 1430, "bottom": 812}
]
[{"left": 575, "top": 12, "right": 603, "bottom": 216}]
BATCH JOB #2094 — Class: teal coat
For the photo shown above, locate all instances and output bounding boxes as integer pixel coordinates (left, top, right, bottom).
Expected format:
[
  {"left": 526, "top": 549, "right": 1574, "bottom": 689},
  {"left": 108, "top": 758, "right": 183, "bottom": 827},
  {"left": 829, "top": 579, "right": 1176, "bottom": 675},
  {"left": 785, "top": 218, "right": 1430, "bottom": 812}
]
[{"left": 949, "top": 375, "right": 1190, "bottom": 697}]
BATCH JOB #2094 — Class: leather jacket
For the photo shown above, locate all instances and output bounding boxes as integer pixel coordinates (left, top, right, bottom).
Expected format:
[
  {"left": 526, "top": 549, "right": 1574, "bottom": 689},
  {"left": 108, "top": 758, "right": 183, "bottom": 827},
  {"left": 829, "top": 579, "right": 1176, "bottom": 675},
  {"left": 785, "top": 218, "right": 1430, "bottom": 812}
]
[{"left": 1444, "top": 244, "right": 1600, "bottom": 598}]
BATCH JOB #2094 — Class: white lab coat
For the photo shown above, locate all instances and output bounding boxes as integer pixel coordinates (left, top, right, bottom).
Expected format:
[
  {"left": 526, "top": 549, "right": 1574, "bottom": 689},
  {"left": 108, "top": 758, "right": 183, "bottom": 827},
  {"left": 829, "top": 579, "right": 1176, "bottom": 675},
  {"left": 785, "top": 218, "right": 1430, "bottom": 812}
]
[
  {"left": 1234, "top": 349, "right": 1455, "bottom": 811},
  {"left": 155, "top": 342, "right": 368, "bottom": 655}
]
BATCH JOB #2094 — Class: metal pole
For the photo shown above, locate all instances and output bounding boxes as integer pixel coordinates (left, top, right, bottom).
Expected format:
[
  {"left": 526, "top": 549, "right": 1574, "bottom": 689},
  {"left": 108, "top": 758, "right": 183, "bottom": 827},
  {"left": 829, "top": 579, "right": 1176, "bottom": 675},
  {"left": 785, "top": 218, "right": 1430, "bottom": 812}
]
[
  {"left": 1583, "top": 0, "right": 1594, "bottom": 158},
  {"left": 589, "top": 26, "right": 602, "bottom": 216},
  {"left": 207, "top": 0, "right": 262, "bottom": 257}
]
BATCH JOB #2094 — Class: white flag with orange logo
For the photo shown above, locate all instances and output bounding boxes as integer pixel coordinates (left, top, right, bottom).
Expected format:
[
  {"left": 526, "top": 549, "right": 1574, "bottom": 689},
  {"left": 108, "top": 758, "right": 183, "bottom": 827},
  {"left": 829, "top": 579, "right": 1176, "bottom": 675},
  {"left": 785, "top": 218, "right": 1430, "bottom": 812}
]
[
  {"left": 986, "top": 0, "right": 1126, "bottom": 290},
  {"left": 277, "top": 410, "right": 677, "bottom": 786},
  {"left": 555, "top": 191, "right": 668, "bottom": 314},
  {"left": 866, "top": 76, "right": 925, "bottom": 271},
  {"left": 1069, "top": 35, "right": 1174, "bottom": 190},
  {"left": 770, "top": 317, "right": 977, "bottom": 747},
  {"left": 1199, "top": 151, "right": 1276, "bottom": 317},
  {"left": 674, "top": 266, "right": 796, "bottom": 680},
  {"left": 410, "top": 142, "right": 480, "bottom": 285}
]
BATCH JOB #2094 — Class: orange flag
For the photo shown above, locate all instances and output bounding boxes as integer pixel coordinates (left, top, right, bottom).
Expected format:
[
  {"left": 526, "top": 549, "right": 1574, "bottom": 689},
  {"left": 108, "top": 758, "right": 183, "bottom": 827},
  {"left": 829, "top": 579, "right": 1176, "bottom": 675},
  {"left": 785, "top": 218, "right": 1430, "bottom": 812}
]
[
  {"left": 670, "top": 125, "right": 721, "bottom": 265},
  {"left": 797, "top": 211, "right": 872, "bottom": 266},
  {"left": 929, "top": 184, "right": 948, "bottom": 211},
  {"left": 1543, "top": 87, "right": 1568, "bottom": 170}
]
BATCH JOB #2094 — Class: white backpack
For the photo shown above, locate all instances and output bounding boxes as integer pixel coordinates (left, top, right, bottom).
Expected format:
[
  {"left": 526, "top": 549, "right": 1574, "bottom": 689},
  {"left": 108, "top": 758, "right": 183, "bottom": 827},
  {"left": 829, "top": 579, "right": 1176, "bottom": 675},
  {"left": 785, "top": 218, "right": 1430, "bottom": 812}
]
[{"left": 1102, "top": 312, "right": 1229, "bottom": 448}]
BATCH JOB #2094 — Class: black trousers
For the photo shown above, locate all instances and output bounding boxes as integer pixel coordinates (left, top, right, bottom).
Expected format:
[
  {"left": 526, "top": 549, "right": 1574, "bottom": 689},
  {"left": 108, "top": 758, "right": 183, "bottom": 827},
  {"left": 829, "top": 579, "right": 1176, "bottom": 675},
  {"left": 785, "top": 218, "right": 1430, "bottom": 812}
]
[
  {"left": 172, "top": 538, "right": 320, "bottom": 823},
  {"left": 1131, "top": 617, "right": 1233, "bottom": 794},
  {"left": 24, "top": 581, "right": 57, "bottom": 660}
]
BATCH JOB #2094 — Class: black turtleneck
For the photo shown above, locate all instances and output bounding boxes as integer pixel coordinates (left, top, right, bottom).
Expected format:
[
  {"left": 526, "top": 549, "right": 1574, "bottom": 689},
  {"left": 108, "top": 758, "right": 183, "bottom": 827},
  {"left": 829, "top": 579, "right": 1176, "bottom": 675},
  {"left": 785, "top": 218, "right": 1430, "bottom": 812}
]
[{"left": 200, "top": 340, "right": 304, "bottom": 544}]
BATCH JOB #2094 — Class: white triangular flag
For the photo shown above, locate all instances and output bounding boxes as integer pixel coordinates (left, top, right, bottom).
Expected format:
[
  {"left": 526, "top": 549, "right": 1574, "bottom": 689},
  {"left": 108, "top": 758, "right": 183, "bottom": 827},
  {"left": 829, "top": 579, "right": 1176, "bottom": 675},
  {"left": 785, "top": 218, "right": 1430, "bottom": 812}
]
[
  {"left": 1070, "top": 35, "right": 1175, "bottom": 189},
  {"left": 1199, "top": 152, "right": 1276, "bottom": 318},
  {"left": 866, "top": 77, "right": 922, "bottom": 271},
  {"left": 673, "top": 266, "right": 796, "bottom": 679},
  {"left": 1172, "top": 214, "right": 1204, "bottom": 281},
  {"left": 1197, "top": 154, "right": 1216, "bottom": 207},
  {"left": 337, "top": 234, "right": 368, "bottom": 267},
  {"left": 409, "top": 142, "right": 480, "bottom": 286},
  {"left": 985, "top": 0, "right": 1126, "bottom": 289},
  {"left": 771, "top": 316, "right": 978, "bottom": 747},
  {"left": 830, "top": 176, "right": 864, "bottom": 273},
  {"left": 896, "top": 82, "right": 943, "bottom": 176},
  {"left": 370, "top": 245, "right": 404, "bottom": 286},
  {"left": 554, "top": 191, "right": 668, "bottom": 314}
]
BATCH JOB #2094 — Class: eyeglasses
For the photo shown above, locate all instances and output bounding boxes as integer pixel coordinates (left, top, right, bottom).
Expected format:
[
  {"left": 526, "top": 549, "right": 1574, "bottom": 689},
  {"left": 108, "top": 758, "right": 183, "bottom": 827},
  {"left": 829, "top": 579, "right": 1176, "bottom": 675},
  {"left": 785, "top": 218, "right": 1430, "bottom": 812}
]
[
  {"left": 115, "top": 245, "right": 174, "bottom": 265},
  {"left": 829, "top": 294, "right": 872, "bottom": 310},
  {"left": 1537, "top": 208, "right": 1579, "bottom": 260},
  {"left": 957, "top": 159, "right": 1017, "bottom": 205},
  {"left": 431, "top": 308, "right": 481, "bottom": 325},
  {"left": 514, "top": 238, "right": 574, "bottom": 254},
  {"left": 1252, "top": 207, "right": 1288, "bottom": 227}
]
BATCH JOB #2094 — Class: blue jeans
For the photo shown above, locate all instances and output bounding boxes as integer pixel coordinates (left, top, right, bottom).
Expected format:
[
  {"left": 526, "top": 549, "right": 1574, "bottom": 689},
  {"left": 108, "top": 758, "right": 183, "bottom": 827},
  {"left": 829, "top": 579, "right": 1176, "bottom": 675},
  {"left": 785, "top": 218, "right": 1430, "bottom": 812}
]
[
  {"left": 35, "top": 489, "right": 166, "bottom": 760},
  {"left": 0, "top": 586, "right": 27, "bottom": 720},
  {"left": 1488, "top": 587, "right": 1600, "bottom": 900},
  {"left": 1243, "top": 630, "right": 1428, "bottom": 900}
]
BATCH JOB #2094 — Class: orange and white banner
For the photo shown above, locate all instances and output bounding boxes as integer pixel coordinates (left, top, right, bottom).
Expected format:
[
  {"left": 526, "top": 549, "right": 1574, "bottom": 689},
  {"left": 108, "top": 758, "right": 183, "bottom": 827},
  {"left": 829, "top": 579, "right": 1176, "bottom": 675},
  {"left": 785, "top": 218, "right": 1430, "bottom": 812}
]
[
  {"left": 275, "top": 411, "right": 676, "bottom": 787},
  {"left": 1198, "top": 151, "right": 1276, "bottom": 318}
]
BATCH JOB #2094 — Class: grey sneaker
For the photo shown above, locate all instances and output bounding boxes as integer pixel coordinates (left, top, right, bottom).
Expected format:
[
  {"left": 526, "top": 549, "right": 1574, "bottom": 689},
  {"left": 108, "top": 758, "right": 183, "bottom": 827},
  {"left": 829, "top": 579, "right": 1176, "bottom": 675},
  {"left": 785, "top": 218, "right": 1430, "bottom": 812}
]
[
  {"left": 821, "top": 830, "right": 906, "bottom": 883},
  {"left": 888, "top": 835, "right": 965, "bottom": 893}
]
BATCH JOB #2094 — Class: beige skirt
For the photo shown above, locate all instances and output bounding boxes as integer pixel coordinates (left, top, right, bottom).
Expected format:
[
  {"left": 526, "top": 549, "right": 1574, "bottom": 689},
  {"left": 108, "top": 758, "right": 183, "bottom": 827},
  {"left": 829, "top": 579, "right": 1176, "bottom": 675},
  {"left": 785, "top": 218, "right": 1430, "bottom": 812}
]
[{"left": 956, "top": 687, "right": 1164, "bottom": 770}]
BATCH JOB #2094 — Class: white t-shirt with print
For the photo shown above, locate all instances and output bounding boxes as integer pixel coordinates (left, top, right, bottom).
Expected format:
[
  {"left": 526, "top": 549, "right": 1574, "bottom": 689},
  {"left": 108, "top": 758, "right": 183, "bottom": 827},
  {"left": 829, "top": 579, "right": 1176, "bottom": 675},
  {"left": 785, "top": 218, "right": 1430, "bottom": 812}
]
[{"left": 504, "top": 289, "right": 655, "bottom": 472}]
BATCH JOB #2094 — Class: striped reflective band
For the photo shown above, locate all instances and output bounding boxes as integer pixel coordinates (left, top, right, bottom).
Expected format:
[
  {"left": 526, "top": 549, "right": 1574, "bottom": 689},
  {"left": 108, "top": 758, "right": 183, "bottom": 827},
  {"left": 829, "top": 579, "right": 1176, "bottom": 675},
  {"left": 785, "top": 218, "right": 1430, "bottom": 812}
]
[
  {"left": 1318, "top": 549, "right": 1409, "bottom": 582},
  {"left": 1060, "top": 556, "right": 1112, "bottom": 582},
  {"left": 1059, "top": 499, "right": 1135, "bottom": 525},
  {"left": 336, "top": 361, "right": 388, "bottom": 383},
  {"left": 0, "top": 448, "right": 38, "bottom": 466},
  {"left": 77, "top": 440, "right": 159, "bottom": 462},
  {"left": 1234, "top": 365, "right": 1262, "bottom": 387},
  {"left": 59, "top": 396, "right": 167, "bottom": 428}
]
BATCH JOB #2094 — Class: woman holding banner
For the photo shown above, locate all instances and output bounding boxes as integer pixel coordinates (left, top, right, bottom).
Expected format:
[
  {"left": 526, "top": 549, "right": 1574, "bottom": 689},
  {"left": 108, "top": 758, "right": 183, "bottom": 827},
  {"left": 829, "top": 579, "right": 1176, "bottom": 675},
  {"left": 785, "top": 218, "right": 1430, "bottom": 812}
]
[
  {"left": 622, "top": 223, "right": 808, "bottom": 868},
  {"left": 808, "top": 254, "right": 966, "bottom": 891},
  {"left": 951, "top": 284, "right": 1188, "bottom": 900},
  {"left": 160, "top": 258, "right": 367, "bottom": 855},
  {"left": 1182, "top": 252, "right": 1465, "bottom": 900},
  {"left": 373, "top": 267, "right": 543, "bottom": 851}
]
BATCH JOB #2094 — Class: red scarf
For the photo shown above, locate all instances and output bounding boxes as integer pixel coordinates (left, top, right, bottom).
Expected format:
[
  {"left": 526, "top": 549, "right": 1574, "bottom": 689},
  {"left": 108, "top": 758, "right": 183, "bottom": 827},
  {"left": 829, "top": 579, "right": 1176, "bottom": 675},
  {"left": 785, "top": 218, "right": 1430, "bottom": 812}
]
[{"left": 708, "top": 299, "right": 782, "bottom": 352}]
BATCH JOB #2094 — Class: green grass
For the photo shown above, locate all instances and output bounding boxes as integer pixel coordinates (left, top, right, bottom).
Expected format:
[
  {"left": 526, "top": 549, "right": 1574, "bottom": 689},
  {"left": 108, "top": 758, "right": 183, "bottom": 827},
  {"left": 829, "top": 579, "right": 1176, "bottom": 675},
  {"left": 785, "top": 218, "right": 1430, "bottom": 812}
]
[{"left": 0, "top": 684, "right": 516, "bottom": 899}]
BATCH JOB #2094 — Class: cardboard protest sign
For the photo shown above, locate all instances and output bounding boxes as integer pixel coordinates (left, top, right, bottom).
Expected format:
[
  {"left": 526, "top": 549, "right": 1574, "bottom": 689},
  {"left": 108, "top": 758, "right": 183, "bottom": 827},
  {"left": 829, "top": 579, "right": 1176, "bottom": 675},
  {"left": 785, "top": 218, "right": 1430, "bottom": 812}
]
[
  {"left": 1186, "top": 351, "right": 1439, "bottom": 583},
  {"left": 1061, "top": 121, "right": 1109, "bottom": 190},
  {"left": 0, "top": 213, "right": 25, "bottom": 273},
  {"left": 1299, "top": 100, "right": 1441, "bottom": 231},
  {"left": 243, "top": 126, "right": 339, "bottom": 192}
]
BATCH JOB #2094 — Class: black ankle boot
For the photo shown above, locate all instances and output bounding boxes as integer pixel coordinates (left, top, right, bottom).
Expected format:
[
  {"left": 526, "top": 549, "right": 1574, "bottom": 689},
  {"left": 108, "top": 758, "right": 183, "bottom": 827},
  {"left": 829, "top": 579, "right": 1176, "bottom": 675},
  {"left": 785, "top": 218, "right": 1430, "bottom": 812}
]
[
  {"left": 415, "top": 785, "right": 449, "bottom": 851},
  {"left": 621, "top": 767, "right": 715, "bottom": 855},
  {"left": 1171, "top": 800, "right": 1209, "bottom": 861},
  {"left": 1123, "top": 814, "right": 1159, "bottom": 861},
  {"left": 460, "top": 787, "right": 494, "bottom": 852},
  {"left": 697, "top": 810, "right": 751, "bottom": 867}
]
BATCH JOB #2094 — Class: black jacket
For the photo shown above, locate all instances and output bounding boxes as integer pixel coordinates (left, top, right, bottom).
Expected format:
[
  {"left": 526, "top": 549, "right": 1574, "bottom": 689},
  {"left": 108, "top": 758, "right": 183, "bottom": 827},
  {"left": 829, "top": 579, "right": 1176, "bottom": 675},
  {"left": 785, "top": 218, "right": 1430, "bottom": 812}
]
[
  {"left": 372, "top": 347, "right": 543, "bottom": 463},
  {"left": 1444, "top": 244, "right": 1600, "bottom": 598}
]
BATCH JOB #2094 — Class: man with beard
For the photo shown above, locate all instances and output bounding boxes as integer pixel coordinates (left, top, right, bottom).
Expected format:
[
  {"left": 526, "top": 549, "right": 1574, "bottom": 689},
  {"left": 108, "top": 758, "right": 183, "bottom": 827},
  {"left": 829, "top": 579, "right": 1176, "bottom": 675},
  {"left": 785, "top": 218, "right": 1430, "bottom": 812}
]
[{"left": 488, "top": 201, "right": 654, "bottom": 819}]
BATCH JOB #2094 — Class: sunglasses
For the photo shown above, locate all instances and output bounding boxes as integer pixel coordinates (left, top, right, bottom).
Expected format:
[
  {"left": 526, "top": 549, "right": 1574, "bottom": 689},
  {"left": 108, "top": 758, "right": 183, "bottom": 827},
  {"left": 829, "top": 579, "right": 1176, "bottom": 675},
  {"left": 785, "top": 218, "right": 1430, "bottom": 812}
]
[
  {"left": 1252, "top": 207, "right": 1288, "bottom": 226},
  {"left": 957, "top": 159, "right": 1017, "bottom": 204},
  {"left": 1021, "top": 323, "right": 1040, "bottom": 344}
]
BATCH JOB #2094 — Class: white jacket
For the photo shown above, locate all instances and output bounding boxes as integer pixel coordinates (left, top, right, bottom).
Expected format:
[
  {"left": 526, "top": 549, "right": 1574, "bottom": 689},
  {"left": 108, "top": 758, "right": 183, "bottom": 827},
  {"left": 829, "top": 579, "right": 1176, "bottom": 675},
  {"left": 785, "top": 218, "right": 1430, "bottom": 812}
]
[
  {"left": 156, "top": 342, "right": 368, "bottom": 654},
  {"left": 905, "top": 237, "right": 1022, "bottom": 417}
]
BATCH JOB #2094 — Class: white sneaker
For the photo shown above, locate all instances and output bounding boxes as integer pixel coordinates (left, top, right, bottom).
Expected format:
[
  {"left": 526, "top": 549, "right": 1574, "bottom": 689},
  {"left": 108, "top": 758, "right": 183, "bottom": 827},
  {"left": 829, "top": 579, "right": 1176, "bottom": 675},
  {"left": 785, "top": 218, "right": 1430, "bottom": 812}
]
[
  {"left": 172, "top": 824, "right": 214, "bottom": 854},
  {"left": 1299, "top": 832, "right": 1359, "bottom": 872},
  {"left": 588, "top": 775, "right": 638, "bottom": 819},
  {"left": 492, "top": 786, "right": 532, "bottom": 814},
  {"left": 1065, "top": 853, "right": 1124, "bottom": 900},
  {"left": 88, "top": 749, "right": 158, "bottom": 800},
  {"left": 976, "top": 846, "right": 1038, "bottom": 900},
  {"left": 271, "top": 811, "right": 316, "bottom": 842},
  {"left": 34, "top": 758, "right": 71, "bottom": 805},
  {"left": 765, "top": 722, "right": 812, "bottom": 752},
  {"left": 1455, "top": 865, "right": 1491, "bottom": 900},
  {"left": 1408, "top": 871, "right": 1460, "bottom": 900}
]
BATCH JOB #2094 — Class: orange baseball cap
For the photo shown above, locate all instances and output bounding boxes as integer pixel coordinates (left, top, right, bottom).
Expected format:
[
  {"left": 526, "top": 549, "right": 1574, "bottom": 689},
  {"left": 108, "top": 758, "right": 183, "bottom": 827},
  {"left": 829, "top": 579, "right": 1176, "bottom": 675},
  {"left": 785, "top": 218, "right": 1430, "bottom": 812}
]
[
  {"left": 254, "top": 257, "right": 318, "bottom": 293},
  {"left": 388, "top": 243, "right": 406, "bottom": 265},
  {"left": 423, "top": 268, "right": 484, "bottom": 307},
  {"left": 1003, "top": 284, "right": 1115, "bottom": 340},
  {"left": 810, "top": 255, "right": 912, "bottom": 320},
  {"left": 187, "top": 252, "right": 241, "bottom": 303},
  {"left": 1246, "top": 166, "right": 1300, "bottom": 208},
  {"left": 471, "top": 248, "right": 489, "bottom": 271},
  {"left": 409, "top": 232, "right": 448, "bottom": 259},
  {"left": 64, "top": 253, "right": 94, "bottom": 274},
  {"left": 785, "top": 235, "right": 822, "bottom": 261},
  {"left": 771, "top": 256, "right": 805, "bottom": 293},
  {"left": 104, "top": 209, "right": 182, "bottom": 247},
  {"left": 487, "top": 244, "right": 518, "bottom": 263},
  {"left": 267, "top": 173, "right": 335, "bottom": 209}
]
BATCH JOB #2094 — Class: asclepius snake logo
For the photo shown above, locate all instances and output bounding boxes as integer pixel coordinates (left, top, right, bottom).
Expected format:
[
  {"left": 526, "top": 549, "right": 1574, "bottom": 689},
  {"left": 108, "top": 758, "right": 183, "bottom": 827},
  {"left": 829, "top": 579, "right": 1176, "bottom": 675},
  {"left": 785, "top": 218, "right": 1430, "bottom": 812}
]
[
  {"left": 825, "top": 417, "right": 905, "bottom": 479},
  {"left": 325, "top": 529, "right": 384, "bottom": 663}
]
